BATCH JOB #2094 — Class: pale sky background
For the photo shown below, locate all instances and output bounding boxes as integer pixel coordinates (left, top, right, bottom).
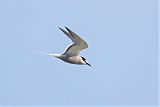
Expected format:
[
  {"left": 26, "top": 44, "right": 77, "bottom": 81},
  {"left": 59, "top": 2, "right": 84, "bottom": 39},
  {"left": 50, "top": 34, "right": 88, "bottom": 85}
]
[{"left": 0, "top": 0, "right": 158, "bottom": 106}]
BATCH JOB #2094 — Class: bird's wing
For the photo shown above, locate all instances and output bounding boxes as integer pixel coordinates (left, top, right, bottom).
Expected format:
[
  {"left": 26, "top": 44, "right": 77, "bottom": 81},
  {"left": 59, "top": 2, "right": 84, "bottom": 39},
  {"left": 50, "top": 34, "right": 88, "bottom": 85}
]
[
  {"left": 58, "top": 27, "right": 76, "bottom": 43},
  {"left": 59, "top": 27, "right": 88, "bottom": 56}
]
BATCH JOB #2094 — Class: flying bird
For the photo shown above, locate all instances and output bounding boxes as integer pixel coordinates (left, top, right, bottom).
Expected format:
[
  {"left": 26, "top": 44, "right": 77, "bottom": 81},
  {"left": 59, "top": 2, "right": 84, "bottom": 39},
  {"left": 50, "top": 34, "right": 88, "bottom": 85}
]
[{"left": 38, "top": 27, "right": 91, "bottom": 66}]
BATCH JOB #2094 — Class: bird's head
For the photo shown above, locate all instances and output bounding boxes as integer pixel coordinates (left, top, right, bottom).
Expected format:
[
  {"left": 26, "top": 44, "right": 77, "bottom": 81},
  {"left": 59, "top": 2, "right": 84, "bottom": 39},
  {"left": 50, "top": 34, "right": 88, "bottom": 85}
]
[{"left": 81, "top": 56, "right": 91, "bottom": 66}]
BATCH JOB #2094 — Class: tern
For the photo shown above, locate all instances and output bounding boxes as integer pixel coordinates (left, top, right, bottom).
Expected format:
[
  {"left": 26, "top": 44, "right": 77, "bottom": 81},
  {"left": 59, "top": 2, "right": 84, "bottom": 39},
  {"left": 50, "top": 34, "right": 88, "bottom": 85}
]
[{"left": 38, "top": 27, "right": 91, "bottom": 66}]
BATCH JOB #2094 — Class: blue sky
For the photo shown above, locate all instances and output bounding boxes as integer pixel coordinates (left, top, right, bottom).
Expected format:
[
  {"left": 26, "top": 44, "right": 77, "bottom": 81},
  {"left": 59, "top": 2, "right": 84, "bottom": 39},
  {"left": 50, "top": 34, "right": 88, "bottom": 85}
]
[{"left": 0, "top": 0, "right": 158, "bottom": 106}]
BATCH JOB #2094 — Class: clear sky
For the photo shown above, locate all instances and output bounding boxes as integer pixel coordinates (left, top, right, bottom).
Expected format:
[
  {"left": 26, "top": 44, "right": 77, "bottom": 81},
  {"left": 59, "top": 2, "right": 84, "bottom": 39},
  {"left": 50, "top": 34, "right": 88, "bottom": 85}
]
[{"left": 0, "top": 0, "right": 158, "bottom": 106}]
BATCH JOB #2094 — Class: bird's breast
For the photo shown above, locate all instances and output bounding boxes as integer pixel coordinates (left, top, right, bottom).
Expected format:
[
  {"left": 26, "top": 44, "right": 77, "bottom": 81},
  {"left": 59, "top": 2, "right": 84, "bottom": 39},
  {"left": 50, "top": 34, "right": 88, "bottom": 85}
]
[{"left": 61, "top": 55, "right": 84, "bottom": 64}]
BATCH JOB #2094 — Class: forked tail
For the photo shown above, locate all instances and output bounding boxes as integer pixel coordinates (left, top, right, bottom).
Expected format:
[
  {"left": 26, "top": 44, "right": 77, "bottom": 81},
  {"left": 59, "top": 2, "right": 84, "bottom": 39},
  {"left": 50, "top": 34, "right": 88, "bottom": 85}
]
[
  {"left": 35, "top": 51, "right": 51, "bottom": 55},
  {"left": 35, "top": 51, "right": 60, "bottom": 58}
]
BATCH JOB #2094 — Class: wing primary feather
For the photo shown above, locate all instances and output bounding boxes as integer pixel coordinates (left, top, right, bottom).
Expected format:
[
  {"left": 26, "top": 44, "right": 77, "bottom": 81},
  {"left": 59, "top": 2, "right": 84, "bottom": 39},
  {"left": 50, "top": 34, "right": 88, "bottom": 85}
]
[
  {"left": 58, "top": 27, "right": 70, "bottom": 37},
  {"left": 58, "top": 27, "right": 75, "bottom": 42},
  {"left": 65, "top": 26, "right": 75, "bottom": 36},
  {"left": 65, "top": 26, "right": 88, "bottom": 48},
  {"left": 65, "top": 26, "right": 80, "bottom": 43}
]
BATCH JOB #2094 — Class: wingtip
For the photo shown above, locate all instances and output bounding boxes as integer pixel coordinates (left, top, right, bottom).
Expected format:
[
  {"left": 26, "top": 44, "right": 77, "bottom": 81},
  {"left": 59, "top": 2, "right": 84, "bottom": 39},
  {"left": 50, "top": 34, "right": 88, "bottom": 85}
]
[
  {"left": 65, "top": 26, "right": 69, "bottom": 30},
  {"left": 58, "top": 26, "right": 69, "bottom": 30},
  {"left": 58, "top": 27, "right": 62, "bottom": 30},
  {"left": 58, "top": 26, "right": 69, "bottom": 31}
]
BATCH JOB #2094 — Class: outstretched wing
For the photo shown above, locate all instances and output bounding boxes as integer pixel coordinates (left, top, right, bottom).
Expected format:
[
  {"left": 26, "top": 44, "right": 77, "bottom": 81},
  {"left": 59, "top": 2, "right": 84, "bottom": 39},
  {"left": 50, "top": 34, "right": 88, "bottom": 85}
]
[
  {"left": 58, "top": 27, "right": 76, "bottom": 43},
  {"left": 59, "top": 27, "right": 88, "bottom": 56}
]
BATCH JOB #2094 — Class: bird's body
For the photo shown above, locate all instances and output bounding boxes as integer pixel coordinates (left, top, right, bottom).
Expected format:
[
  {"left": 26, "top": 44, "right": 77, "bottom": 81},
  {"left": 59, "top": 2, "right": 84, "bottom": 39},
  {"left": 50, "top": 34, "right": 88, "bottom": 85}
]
[
  {"left": 50, "top": 54, "right": 85, "bottom": 65},
  {"left": 38, "top": 27, "right": 91, "bottom": 66}
]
